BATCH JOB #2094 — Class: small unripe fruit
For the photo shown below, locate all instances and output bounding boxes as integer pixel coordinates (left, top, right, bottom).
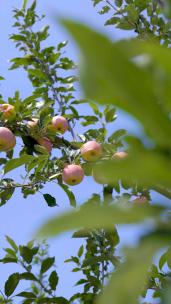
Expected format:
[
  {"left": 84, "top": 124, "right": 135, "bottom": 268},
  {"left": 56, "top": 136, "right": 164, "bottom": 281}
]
[
  {"left": 37, "top": 137, "right": 52, "bottom": 154},
  {"left": 81, "top": 141, "right": 102, "bottom": 162},
  {"left": 27, "top": 118, "right": 39, "bottom": 128},
  {"left": 133, "top": 196, "right": 148, "bottom": 205},
  {"left": 62, "top": 164, "right": 84, "bottom": 186},
  {"left": 0, "top": 104, "right": 15, "bottom": 120},
  {"left": 112, "top": 151, "right": 128, "bottom": 160},
  {"left": 0, "top": 127, "right": 16, "bottom": 152},
  {"left": 48, "top": 115, "right": 68, "bottom": 134}
]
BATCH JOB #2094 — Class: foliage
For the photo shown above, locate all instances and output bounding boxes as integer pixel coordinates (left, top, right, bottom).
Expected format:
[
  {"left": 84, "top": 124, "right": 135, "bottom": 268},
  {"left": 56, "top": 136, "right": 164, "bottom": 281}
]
[
  {"left": 0, "top": 237, "right": 67, "bottom": 303},
  {"left": 0, "top": 1, "right": 170, "bottom": 304},
  {"left": 92, "top": 0, "right": 171, "bottom": 45},
  {"left": 0, "top": 0, "right": 120, "bottom": 208}
]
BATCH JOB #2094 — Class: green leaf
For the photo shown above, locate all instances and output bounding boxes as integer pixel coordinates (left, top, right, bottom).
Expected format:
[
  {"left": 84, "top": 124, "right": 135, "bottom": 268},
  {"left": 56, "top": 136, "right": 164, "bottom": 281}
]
[
  {"left": 37, "top": 203, "right": 162, "bottom": 238},
  {"left": 0, "top": 184, "right": 15, "bottom": 207},
  {"left": 22, "top": 0, "right": 28, "bottom": 10},
  {"left": 57, "top": 40, "right": 68, "bottom": 50},
  {"left": 30, "top": 0, "right": 36, "bottom": 11},
  {"left": 10, "top": 34, "right": 26, "bottom": 42},
  {"left": 5, "top": 273, "right": 20, "bottom": 297},
  {"left": 61, "top": 20, "right": 171, "bottom": 149},
  {"left": 43, "top": 194, "right": 57, "bottom": 207},
  {"left": 59, "top": 183, "right": 76, "bottom": 207},
  {"left": 105, "top": 108, "right": 116, "bottom": 122},
  {"left": 92, "top": 0, "right": 103, "bottom": 7},
  {"left": 37, "top": 297, "right": 68, "bottom": 304},
  {"left": 105, "top": 17, "right": 120, "bottom": 26},
  {"left": 4, "top": 155, "right": 34, "bottom": 174},
  {"left": 19, "top": 246, "right": 39, "bottom": 264},
  {"left": 159, "top": 251, "right": 167, "bottom": 270},
  {"left": 99, "top": 5, "right": 110, "bottom": 14},
  {"left": 166, "top": 247, "right": 171, "bottom": 269},
  {"left": 49, "top": 270, "right": 59, "bottom": 290},
  {"left": 20, "top": 272, "right": 37, "bottom": 281},
  {"left": 4, "top": 248, "right": 17, "bottom": 258},
  {"left": 0, "top": 257, "right": 18, "bottom": 264},
  {"left": 16, "top": 291, "right": 36, "bottom": 298},
  {"left": 108, "top": 129, "right": 126, "bottom": 143},
  {"left": 93, "top": 149, "right": 171, "bottom": 189},
  {"left": 41, "top": 257, "right": 55, "bottom": 274},
  {"left": 77, "top": 245, "right": 84, "bottom": 258},
  {"left": 5, "top": 235, "right": 18, "bottom": 252},
  {"left": 115, "top": 0, "right": 122, "bottom": 7}
]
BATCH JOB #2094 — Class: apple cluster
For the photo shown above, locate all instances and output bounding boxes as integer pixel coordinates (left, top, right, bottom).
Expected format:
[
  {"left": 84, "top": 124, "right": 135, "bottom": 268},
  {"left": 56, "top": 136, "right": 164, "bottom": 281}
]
[{"left": 0, "top": 103, "right": 129, "bottom": 187}]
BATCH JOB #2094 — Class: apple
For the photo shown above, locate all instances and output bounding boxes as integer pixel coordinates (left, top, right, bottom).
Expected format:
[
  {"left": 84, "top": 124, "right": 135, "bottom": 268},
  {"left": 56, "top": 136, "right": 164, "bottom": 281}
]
[
  {"left": 62, "top": 164, "right": 84, "bottom": 186},
  {"left": 0, "top": 104, "right": 15, "bottom": 120},
  {"left": 48, "top": 115, "right": 68, "bottom": 134},
  {"left": 81, "top": 141, "right": 102, "bottom": 162},
  {"left": 37, "top": 137, "right": 52, "bottom": 154},
  {"left": 27, "top": 118, "right": 39, "bottom": 128},
  {"left": 112, "top": 151, "right": 128, "bottom": 160},
  {"left": 0, "top": 127, "right": 16, "bottom": 151}
]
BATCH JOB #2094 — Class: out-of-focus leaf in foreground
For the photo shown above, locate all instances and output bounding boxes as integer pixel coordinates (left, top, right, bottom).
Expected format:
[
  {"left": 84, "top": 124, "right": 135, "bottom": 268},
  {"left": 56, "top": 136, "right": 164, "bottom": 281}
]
[
  {"left": 93, "top": 149, "right": 171, "bottom": 189},
  {"left": 61, "top": 20, "right": 171, "bottom": 149},
  {"left": 37, "top": 203, "right": 162, "bottom": 237},
  {"left": 97, "top": 238, "right": 168, "bottom": 304}
]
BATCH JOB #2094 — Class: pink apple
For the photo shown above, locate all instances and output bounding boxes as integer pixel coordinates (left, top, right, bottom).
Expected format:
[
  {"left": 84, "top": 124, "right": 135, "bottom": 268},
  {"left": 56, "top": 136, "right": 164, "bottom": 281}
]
[
  {"left": 112, "top": 151, "right": 128, "bottom": 160},
  {"left": 48, "top": 115, "right": 68, "bottom": 134},
  {"left": 0, "top": 127, "right": 16, "bottom": 151},
  {"left": 81, "top": 141, "right": 102, "bottom": 162},
  {"left": 37, "top": 137, "right": 52, "bottom": 154},
  {"left": 0, "top": 104, "right": 15, "bottom": 120},
  {"left": 27, "top": 118, "right": 39, "bottom": 128},
  {"left": 62, "top": 164, "right": 84, "bottom": 186}
]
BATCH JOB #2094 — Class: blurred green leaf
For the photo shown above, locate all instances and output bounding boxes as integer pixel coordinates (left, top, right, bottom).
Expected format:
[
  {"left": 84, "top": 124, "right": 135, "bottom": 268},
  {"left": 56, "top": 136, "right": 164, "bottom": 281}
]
[
  {"left": 97, "top": 239, "right": 165, "bottom": 304},
  {"left": 22, "top": 0, "right": 28, "bottom": 10},
  {"left": 93, "top": 149, "right": 171, "bottom": 189},
  {"left": 159, "top": 251, "right": 167, "bottom": 270},
  {"left": 37, "top": 203, "right": 162, "bottom": 237},
  {"left": 61, "top": 20, "right": 171, "bottom": 148}
]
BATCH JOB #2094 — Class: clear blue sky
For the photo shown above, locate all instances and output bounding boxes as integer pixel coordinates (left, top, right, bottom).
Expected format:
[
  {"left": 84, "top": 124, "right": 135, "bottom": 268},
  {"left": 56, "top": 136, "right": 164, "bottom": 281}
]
[{"left": 0, "top": 1, "right": 168, "bottom": 302}]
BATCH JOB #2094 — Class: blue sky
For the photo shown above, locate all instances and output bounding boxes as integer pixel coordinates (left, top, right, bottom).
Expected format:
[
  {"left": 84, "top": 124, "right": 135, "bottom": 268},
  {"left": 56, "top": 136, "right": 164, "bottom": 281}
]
[{"left": 0, "top": 1, "right": 168, "bottom": 302}]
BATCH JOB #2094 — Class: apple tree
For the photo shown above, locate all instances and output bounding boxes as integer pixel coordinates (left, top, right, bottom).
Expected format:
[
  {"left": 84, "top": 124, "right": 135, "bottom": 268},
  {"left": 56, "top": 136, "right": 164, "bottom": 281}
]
[{"left": 0, "top": 0, "right": 171, "bottom": 304}]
